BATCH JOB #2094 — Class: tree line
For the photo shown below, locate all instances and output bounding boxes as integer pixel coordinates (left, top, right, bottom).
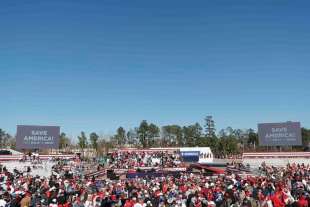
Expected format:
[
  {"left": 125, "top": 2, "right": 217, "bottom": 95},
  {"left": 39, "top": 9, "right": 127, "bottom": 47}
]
[{"left": 1, "top": 118, "right": 310, "bottom": 157}]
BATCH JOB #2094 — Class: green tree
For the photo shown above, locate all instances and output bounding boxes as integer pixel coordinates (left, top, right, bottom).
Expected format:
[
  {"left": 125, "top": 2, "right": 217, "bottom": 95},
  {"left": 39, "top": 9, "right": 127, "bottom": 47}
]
[
  {"left": 217, "top": 129, "right": 239, "bottom": 156},
  {"left": 90, "top": 132, "right": 99, "bottom": 153},
  {"left": 302, "top": 127, "right": 310, "bottom": 146},
  {"left": 78, "top": 131, "right": 88, "bottom": 157},
  {"left": 148, "top": 123, "right": 160, "bottom": 147},
  {"left": 138, "top": 120, "right": 149, "bottom": 147},
  {"left": 0, "top": 129, "right": 5, "bottom": 148},
  {"left": 162, "top": 125, "right": 172, "bottom": 146},
  {"left": 0, "top": 130, "right": 13, "bottom": 148},
  {"left": 225, "top": 136, "right": 239, "bottom": 154},
  {"left": 162, "top": 125, "right": 183, "bottom": 146},
  {"left": 115, "top": 127, "right": 126, "bottom": 146},
  {"left": 247, "top": 128, "right": 258, "bottom": 149},
  {"left": 197, "top": 135, "right": 219, "bottom": 154},
  {"left": 136, "top": 121, "right": 160, "bottom": 147},
  {"left": 232, "top": 129, "right": 243, "bottom": 140},
  {"left": 183, "top": 123, "right": 202, "bottom": 147},
  {"left": 217, "top": 137, "right": 226, "bottom": 156},
  {"left": 127, "top": 128, "right": 138, "bottom": 146},
  {"left": 4, "top": 133, "right": 12, "bottom": 148},
  {"left": 59, "top": 132, "right": 71, "bottom": 150},
  {"left": 204, "top": 116, "right": 215, "bottom": 137},
  {"left": 218, "top": 129, "right": 226, "bottom": 138}
]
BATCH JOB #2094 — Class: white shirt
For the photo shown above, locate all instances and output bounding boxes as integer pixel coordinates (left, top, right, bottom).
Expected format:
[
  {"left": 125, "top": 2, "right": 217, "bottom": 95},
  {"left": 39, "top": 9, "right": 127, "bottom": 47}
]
[
  {"left": 85, "top": 200, "right": 94, "bottom": 207},
  {"left": 0, "top": 199, "right": 7, "bottom": 207}
]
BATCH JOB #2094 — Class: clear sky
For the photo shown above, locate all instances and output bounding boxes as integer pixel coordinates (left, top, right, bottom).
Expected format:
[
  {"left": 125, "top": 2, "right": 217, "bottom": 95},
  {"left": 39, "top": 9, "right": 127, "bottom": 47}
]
[{"left": 1, "top": 0, "right": 309, "bottom": 137}]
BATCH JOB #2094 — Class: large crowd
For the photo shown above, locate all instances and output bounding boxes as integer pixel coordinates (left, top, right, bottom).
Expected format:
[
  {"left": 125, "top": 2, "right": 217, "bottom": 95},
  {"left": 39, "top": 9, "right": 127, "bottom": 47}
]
[
  {"left": 0, "top": 151, "right": 309, "bottom": 207},
  {"left": 107, "top": 151, "right": 182, "bottom": 169}
]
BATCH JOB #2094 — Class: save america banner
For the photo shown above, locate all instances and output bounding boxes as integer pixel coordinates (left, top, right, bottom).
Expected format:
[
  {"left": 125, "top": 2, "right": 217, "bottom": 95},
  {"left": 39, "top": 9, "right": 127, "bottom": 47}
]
[
  {"left": 258, "top": 122, "right": 302, "bottom": 146},
  {"left": 16, "top": 125, "right": 60, "bottom": 149}
]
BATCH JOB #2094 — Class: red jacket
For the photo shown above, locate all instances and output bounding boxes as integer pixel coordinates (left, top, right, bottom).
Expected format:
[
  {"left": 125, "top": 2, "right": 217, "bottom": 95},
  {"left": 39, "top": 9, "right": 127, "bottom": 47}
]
[
  {"left": 124, "top": 200, "right": 134, "bottom": 207},
  {"left": 298, "top": 196, "right": 308, "bottom": 207},
  {"left": 271, "top": 193, "right": 285, "bottom": 207}
]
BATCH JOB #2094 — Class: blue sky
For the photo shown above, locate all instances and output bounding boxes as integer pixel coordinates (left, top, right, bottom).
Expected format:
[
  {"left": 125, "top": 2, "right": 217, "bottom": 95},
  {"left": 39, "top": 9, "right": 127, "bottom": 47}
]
[{"left": 1, "top": 0, "right": 309, "bottom": 137}]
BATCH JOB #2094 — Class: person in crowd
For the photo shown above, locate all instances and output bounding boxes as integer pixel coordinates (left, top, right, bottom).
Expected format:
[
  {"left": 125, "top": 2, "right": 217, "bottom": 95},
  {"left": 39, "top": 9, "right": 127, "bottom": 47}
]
[{"left": 1, "top": 151, "right": 310, "bottom": 207}]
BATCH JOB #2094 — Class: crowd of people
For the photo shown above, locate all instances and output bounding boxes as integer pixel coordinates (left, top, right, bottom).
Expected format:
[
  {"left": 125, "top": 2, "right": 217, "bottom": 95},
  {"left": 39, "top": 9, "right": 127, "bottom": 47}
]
[
  {"left": 107, "top": 151, "right": 182, "bottom": 169},
  {"left": 0, "top": 152, "right": 309, "bottom": 207}
]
